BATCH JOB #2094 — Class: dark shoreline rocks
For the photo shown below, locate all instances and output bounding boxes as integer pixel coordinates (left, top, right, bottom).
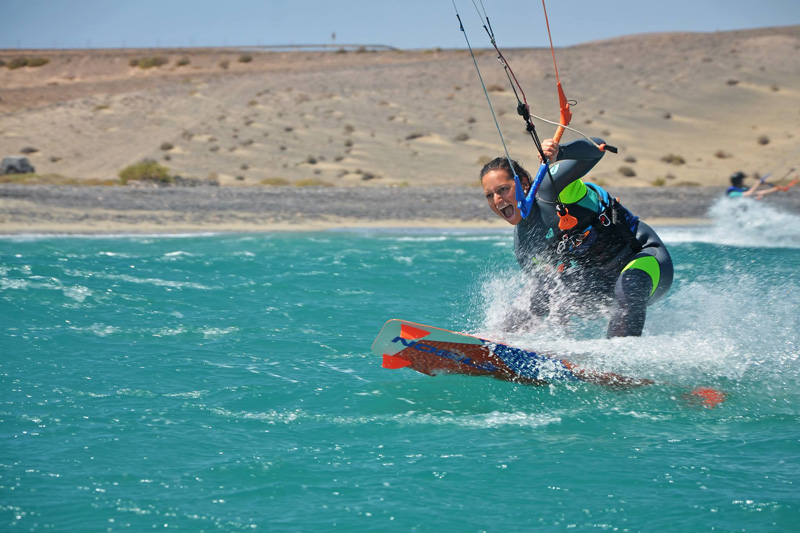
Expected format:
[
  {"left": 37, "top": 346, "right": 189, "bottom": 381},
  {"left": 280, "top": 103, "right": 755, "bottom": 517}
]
[{"left": 2, "top": 184, "right": 799, "bottom": 232}]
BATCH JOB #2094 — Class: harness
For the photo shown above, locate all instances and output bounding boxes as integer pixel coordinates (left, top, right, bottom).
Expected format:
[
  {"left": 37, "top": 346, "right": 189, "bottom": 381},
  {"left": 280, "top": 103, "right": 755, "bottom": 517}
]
[
  {"left": 550, "top": 183, "right": 641, "bottom": 269},
  {"left": 726, "top": 185, "right": 748, "bottom": 197}
]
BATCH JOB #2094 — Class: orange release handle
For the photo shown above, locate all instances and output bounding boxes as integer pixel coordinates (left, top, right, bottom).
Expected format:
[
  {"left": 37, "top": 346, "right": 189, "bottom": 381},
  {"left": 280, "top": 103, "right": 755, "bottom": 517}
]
[{"left": 552, "top": 81, "right": 572, "bottom": 145}]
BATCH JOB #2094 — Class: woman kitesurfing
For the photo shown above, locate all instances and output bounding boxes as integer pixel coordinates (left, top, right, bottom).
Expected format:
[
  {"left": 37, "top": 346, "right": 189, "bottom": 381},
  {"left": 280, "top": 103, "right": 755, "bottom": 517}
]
[
  {"left": 479, "top": 139, "right": 673, "bottom": 338},
  {"left": 455, "top": 0, "right": 673, "bottom": 337}
]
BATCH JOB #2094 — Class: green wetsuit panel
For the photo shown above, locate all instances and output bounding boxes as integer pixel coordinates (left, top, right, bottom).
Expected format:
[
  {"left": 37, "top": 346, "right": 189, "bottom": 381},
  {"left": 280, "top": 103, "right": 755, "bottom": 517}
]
[
  {"left": 622, "top": 255, "right": 660, "bottom": 296},
  {"left": 558, "top": 180, "right": 588, "bottom": 205}
]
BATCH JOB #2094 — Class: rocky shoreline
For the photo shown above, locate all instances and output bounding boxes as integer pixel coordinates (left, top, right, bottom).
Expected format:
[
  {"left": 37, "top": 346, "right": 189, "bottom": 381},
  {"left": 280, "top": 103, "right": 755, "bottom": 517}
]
[{"left": 2, "top": 184, "right": 799, "bottom": 234}]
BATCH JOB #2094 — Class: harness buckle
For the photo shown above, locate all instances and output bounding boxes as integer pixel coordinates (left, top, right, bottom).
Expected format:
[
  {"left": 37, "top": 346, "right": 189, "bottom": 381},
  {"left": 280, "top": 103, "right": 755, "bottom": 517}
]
[
  {"left": 572, "top": 230, "right": 590, "bottom": 248},
  {"left": 556, "top": 233, "right": 569, "bottom": 254}
]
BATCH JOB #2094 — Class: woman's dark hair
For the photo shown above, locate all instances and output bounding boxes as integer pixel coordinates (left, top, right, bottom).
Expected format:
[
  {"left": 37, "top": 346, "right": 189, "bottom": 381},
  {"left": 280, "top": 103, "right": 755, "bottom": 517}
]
[{"left": 479, "top": 157, "right": 531, "bottom": 188}]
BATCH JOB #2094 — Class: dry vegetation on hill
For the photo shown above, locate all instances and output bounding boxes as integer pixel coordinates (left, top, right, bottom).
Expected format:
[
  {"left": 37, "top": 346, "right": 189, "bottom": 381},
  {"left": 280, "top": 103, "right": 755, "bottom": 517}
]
[{"left": 1, "top": 26, "right": 799, "bottom": 189}]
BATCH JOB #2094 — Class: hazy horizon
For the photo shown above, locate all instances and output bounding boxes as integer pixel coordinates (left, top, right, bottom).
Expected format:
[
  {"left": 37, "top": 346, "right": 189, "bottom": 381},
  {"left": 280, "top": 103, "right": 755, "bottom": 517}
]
[{"left": 2, "top": 0, "right": 798, "bottom": 51}]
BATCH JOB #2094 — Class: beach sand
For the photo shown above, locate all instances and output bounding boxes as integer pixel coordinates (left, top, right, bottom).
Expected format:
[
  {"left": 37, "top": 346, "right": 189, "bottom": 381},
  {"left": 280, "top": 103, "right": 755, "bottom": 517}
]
[{"left": 1, "top": 26, "right": 799, "bottom": 234}]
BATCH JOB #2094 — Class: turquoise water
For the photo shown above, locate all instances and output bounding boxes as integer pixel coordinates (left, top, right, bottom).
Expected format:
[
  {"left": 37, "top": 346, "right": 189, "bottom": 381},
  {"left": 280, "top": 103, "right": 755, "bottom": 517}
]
[{"left": 2, "top": 198, "right": 800, "bottom": 531}]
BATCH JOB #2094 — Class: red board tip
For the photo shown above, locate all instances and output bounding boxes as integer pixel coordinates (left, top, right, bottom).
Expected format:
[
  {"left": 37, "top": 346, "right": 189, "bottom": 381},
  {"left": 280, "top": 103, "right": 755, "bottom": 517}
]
[{"left": 687, "top": 387, "right": 727, "bottom": 408}]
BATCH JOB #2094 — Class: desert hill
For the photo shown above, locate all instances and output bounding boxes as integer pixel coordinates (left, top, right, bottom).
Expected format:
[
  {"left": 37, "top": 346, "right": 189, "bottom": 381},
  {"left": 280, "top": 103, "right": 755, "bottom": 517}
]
[{"left": 1, "top": 25, "right": 799, "bottom": 189}]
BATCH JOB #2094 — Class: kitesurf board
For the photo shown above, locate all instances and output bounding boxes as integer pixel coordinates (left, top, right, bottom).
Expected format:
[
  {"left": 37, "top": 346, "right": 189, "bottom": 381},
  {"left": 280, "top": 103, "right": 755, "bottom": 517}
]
[{"left": 371, "top": 319, "right": 651, "bottom": 387}]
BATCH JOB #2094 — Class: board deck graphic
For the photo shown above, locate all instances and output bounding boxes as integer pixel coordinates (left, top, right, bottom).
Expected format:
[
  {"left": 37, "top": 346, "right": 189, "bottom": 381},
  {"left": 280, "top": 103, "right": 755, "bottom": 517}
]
[{"left": 371, "top": 319, "right": 651, "bottom": 387}]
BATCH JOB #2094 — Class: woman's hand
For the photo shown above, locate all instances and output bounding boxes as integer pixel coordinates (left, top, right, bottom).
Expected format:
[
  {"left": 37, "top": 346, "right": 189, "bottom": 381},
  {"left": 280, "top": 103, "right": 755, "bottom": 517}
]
[{"left": 539, "top": 139, "right": 559, "bottom": 163}]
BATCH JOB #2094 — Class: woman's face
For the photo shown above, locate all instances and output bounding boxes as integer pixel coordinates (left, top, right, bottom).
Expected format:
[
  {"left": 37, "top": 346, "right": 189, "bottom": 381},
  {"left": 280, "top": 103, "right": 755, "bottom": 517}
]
[{"left": 482, "top": 169, "right": 522, "bottom": 225}]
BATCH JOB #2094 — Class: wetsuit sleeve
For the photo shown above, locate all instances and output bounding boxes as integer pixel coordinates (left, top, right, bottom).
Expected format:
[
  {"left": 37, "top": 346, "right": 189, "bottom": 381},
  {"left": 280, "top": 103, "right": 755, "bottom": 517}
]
[
  {"left": 556, "top": 138, "right": 607, "bottom": 163},
  {"left": 546, "top": 138, "right": 606, "bottom": 199}
]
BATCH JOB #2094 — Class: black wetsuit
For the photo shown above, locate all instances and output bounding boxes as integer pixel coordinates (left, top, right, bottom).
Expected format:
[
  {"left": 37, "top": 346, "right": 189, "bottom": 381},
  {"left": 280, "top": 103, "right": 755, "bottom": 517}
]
[{"left": 513, "top": 138, "right": 673, "bottom": 337}]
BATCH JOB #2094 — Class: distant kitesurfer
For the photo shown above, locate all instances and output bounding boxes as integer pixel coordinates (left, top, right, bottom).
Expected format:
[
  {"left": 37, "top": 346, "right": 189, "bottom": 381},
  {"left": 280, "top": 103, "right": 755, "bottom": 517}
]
[
  {"left": 480, "top": 138, "right": 673, "bottom": 338},
  {"left": 726, "top": 170, "right": 796, "bottom": 199},
  {"left": 726, "top": 171, "right": 762, "bottom": 198}
]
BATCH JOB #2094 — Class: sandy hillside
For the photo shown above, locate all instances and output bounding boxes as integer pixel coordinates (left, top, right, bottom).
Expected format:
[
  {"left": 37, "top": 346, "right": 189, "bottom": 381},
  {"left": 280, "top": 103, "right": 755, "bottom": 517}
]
[{"left": 1, "top": 26, "right": 799, "bottom": 189}]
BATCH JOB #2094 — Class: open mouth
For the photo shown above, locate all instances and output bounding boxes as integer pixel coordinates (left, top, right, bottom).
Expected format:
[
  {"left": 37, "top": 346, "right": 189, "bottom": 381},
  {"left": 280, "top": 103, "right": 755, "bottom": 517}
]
[{"left": 500, "top": 204, "right": 515, "bottom": 220}]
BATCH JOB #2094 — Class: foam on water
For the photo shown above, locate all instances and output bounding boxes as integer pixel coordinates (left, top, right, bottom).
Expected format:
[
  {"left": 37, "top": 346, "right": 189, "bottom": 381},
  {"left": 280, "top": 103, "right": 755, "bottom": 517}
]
[
  {"left": 473, "top": 198, "right": 800, "bottom": 395},
  {"left": 661, "top": 196, "right": 800, "bottom": 247}
]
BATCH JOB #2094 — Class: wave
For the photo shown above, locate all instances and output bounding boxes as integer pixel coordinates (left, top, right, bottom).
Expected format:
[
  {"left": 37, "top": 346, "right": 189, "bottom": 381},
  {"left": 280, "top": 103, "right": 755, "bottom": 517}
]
[{"left": 660, "top": 197, "right": 800, "bottom": 248}]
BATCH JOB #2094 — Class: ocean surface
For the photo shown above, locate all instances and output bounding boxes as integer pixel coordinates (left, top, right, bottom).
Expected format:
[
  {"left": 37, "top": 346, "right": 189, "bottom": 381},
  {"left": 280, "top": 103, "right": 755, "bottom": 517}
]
[{"left": 2, "top": 197, "right": 799, "bottom": 531}]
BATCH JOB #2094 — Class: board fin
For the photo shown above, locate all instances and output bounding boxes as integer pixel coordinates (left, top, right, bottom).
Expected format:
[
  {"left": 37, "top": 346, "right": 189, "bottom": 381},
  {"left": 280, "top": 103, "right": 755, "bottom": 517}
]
[{"left": 382, "top": 354, "right": 412, "bottom": 369}]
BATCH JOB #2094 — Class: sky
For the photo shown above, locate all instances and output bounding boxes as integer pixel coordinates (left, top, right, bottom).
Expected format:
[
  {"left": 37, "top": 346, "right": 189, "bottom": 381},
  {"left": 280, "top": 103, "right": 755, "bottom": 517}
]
[{"left": 1, "top": 0, "right": 798, "bottom": 50}]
